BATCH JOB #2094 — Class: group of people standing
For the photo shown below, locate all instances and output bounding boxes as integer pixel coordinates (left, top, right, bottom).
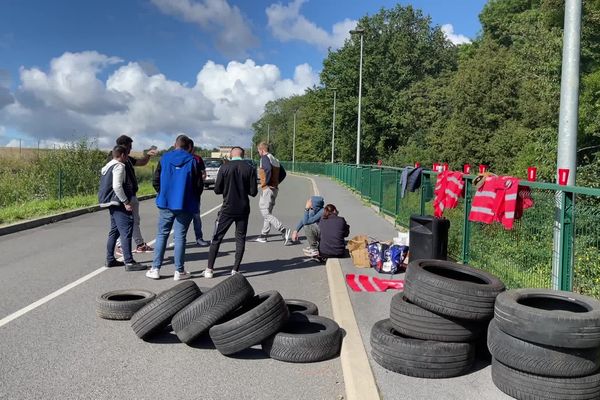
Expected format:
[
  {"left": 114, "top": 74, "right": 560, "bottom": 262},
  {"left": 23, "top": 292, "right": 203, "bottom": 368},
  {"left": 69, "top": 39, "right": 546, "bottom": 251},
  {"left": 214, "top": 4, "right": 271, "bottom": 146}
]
[{"left": 99, "top": 136, "right": 349, "bottom": 280}]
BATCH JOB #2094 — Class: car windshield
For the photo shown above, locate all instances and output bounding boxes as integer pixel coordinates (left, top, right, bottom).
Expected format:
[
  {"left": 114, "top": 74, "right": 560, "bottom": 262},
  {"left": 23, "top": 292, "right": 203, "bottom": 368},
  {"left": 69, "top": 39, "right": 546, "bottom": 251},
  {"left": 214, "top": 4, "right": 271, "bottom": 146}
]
[{"left": 205, "top": 160, "right": 222, "bottom": 168}]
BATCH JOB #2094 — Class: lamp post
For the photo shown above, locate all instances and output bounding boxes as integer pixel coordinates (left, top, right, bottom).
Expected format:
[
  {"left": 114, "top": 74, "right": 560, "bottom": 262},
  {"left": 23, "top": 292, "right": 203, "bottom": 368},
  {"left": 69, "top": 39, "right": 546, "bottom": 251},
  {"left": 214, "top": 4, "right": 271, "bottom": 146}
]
[
  {"left": 331, "top": 88, "right": 337, "bottom": 163},
  {"left": 292, "top": 110, "right": 297, "bottom": 172},
  {"left": 350, "top": 27, "right": 365, "bottom": 165}
]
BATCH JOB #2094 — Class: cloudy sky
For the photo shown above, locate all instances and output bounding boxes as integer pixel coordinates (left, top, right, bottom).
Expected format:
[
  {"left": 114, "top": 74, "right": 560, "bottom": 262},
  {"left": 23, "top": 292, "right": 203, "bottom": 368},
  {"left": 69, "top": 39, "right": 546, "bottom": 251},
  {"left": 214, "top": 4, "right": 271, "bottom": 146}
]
[{"left": 0, "top": 0, "right": 486, "bottom": 151}]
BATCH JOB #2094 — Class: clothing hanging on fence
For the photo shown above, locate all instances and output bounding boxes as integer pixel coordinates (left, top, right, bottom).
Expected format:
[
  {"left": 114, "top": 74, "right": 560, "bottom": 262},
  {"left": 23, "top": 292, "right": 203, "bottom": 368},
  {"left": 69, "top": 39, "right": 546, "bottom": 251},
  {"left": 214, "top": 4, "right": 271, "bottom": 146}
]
[
  {"left": 400, "top": 167, "right": 423, "bottom": 198},
  {"left": 468, "top": 175, "right": 534, "bottom": 230},
  {"left": 433, "top": 171, "right": 465, "bottom": 217}
]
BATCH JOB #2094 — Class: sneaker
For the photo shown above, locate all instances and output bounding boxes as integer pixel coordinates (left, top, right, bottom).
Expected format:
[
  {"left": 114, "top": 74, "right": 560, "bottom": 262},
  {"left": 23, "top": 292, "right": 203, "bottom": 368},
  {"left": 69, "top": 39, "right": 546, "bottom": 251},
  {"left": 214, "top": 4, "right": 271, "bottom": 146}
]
[
  {"left": 283, "top": 228, "right": 291, "bottom": 245},
  {"left": 115, "top": 246, "right": 123, "bottom": 257},
  {"left": 196, "top": 238, "right": 210, "bottom": 247},
  {"left": 174, "top": 270, "right": 192, "bottom": 281},
  {"left": 303, "top": 247, "right": 317, "bottom": 256},
  {"left": 145, "top": 268, "right": 160, "bottom": 279},
  {"left": 305, "top": 249, "right": 319, "bottom": 258},
  {"left": 203, "top": 269, "right": 214, "bottom": 279},
  {"left": 167, "top": 242, "right": 175, "bottom": 248},
  {"left": 255, "top": 235, "right": 268, "bottom": 243},
  {"left": 231, "top": 269, "right": 241, "bottom": 276},
  {"left": 105, "top": 260, "right": 125, "bottom": 268},
  {"left": 134, "top": 243, "right": 154, "bottom": 253},
  {"left": 125, "top": 262, "right": 147, "bottom": 272}
]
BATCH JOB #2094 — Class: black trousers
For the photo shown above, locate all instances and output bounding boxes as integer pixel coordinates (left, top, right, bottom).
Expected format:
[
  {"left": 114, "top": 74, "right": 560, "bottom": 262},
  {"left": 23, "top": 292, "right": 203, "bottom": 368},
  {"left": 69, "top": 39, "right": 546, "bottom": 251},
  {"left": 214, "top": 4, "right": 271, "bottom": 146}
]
[{"left": 207, "top": 212, "right": 249, "bottom": 271}]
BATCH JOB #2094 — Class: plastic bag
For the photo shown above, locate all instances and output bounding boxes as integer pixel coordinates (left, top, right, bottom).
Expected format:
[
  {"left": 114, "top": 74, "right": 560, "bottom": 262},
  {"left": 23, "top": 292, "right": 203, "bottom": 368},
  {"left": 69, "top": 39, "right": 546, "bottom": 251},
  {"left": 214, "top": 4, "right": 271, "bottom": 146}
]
[{"left": 368, "top": 242, "right": 389, "bottom": 273}]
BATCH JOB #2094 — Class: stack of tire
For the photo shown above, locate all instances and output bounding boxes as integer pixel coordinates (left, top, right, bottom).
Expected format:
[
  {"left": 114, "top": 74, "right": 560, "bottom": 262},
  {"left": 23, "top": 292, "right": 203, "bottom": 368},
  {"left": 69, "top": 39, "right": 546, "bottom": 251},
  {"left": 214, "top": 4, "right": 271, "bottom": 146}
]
[
  {"left": 489, "top": 288, "right": 600, "bottom": 400},
  {"left": 102, "top": 274, "right": 344, "bottom": 363},
  {"left": 370, "top": 259, "right": 505, "bottom": 378}
]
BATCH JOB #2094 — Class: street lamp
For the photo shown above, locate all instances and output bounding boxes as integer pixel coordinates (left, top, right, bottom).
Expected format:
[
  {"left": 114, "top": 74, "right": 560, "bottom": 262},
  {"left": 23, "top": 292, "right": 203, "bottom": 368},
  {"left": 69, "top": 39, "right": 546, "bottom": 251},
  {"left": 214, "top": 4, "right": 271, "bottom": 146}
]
[
  {"left": 330, "top": 88, "right": 337, "bottom": 163},
  {"left": 349, "top": 27, "right": 365, "bottom": 165},
  {"left": 292, "top": 110, "right": 297, "bottom": 172}
]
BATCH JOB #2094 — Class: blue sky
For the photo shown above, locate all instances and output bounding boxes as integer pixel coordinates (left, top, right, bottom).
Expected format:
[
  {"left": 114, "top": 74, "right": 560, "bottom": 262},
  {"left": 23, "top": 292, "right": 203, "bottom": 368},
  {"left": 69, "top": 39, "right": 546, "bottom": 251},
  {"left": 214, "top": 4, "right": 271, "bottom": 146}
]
[{"left": 0, "top": 0, "right": 488, "bottom": 150}]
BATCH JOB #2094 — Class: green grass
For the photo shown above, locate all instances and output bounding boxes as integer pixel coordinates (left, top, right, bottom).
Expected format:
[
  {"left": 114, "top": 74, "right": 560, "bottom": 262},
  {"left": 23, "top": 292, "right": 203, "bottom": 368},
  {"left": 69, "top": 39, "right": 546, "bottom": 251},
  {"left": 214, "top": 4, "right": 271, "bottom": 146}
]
[{"left": 0, "top": 182, "right": 155, "bottom": 226}]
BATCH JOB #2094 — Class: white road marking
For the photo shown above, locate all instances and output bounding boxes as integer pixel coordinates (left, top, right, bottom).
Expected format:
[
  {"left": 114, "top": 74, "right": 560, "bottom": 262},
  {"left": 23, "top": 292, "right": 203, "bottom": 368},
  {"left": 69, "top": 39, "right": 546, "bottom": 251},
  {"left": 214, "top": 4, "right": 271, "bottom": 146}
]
[{"left": 0, "top": 202, "right": 222, "bottom": 328}]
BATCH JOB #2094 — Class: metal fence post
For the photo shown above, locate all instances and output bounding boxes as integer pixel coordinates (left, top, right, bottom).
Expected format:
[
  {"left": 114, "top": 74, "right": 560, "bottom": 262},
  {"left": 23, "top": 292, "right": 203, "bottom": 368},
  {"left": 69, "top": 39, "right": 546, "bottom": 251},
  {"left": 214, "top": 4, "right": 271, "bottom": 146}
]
[
  {"left": 419, "top": 174, "right": 429, "bottom": 215},
  {"left": 379, "top": 167, "right": 383, "bottom": 207},
  {"left": 395, "top": 169, "right": 401, "bottom": 215},
  {"left": 461, "top": 178, "right": 473, "bottom": 264},
  {"left": 555, "top": 191, "right": 575, "bottom": 291}
]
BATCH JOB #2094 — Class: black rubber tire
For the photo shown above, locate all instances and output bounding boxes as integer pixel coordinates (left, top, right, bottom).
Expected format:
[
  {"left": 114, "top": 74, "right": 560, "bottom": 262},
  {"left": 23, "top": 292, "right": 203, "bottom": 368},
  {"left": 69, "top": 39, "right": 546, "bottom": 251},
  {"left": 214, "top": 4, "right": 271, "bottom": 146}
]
[
  {"left": 491, "top": 358, "right": 600, "bottom": 400},
  {"left": 209, "top": 291, "right": 289, "bottom": 355},
  {"left": 370, "top": 319, "right": 475, "bottom": 378},
  {"left": 389, "top": 292, "right": 484, "bottom": 342},
  {"left": 172, "top": 273, "right": 255, "bottom": 344},
  {"left": 488, "top": 319, "right": 600, "bottom": 377},
  {"left": 130, "top": 281, "right": 201, "bottom": 339},
  {"left": 494, "top": 288, "right": 600, "bottom": 349},
  {"left": 403, "top": 259, "right": 505, "bottom": 321},
  {"left": 261, "top": 314, "right": 342, "bottom": 363},
  {"left": 96, "top": 289, "right": 156, "bottom": 320},
  {"left": 285, "top": 299, "right": 319, "bottom": 316}
]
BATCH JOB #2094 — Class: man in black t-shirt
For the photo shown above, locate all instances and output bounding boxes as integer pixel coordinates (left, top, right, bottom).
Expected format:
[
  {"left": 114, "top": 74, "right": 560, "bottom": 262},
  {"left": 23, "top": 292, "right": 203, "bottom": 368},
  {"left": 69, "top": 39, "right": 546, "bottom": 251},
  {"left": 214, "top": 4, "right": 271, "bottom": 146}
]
[
  {"left": 110, "top": 135, "right": 158, "bottom": 254},
  {"left": 203, "top": 146, "right": 258, "bottom": 278}
]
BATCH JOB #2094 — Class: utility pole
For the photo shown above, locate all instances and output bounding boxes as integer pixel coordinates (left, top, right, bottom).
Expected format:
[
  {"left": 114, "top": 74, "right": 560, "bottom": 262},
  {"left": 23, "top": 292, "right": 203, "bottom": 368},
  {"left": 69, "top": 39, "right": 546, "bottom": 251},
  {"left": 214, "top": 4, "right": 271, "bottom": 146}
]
[
  {"left": 552, "top": 0, "right": 582, "bottom": 291},
  {"left": 292, "top": 111, "right": 297, "bottom": 172},
  {"left": 350, "top": 28, "right": 365, "bottom": 165},
  {"left": 331, "top": 89, "right": 337, "bottom": 163}
]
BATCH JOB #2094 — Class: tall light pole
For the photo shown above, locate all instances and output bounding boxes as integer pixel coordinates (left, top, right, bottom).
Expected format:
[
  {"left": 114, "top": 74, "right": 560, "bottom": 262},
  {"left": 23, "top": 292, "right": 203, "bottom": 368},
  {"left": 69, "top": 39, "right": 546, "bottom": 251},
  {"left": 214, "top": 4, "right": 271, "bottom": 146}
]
[
  {"left": 331, "top": 88, "right": 337, "bottom": 163},
  {"left": 292, "top": 110, "right": 297, "bottom": 172},
  {"left": 350, "top": 27, "right": 365, "bottom": 165}
]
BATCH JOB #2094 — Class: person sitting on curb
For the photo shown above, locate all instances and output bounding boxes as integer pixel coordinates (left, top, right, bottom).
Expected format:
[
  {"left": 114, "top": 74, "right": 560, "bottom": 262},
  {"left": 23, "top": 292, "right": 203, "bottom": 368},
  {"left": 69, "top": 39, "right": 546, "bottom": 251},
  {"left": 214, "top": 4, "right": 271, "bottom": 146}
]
[
  {"left": 99, "top": 145, "right": 146, "bottom": 271},
  {"left": 290, "top": 196, "right": 325, "bottom": 258},
  {"left": 317, "top": 204, "right": 350, "bottom": 260}
]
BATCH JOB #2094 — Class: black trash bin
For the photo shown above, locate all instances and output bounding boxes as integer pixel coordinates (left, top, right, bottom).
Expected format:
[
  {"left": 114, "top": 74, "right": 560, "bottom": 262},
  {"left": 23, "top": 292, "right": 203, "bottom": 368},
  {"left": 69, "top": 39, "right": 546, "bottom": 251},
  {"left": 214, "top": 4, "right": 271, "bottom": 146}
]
[{"left": 409, "top": 215, "right": 450, "bottom": 262}]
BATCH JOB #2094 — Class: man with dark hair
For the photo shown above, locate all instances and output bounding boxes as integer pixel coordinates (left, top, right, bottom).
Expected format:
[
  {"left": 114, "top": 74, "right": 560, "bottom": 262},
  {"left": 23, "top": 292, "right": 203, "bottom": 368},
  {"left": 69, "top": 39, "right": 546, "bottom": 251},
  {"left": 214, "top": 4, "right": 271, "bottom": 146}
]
[
  {"left": 99, "top": 145, "right": 145, "bottom": 271},
  {"left": 112, "top": 134, "right": 158, "bottom": 255},
  {"left": 146, "top": 135, "right": 202, "bottom": 281},
  {"left": 203, "top": 146, "right": 258, "bottom": 278}
]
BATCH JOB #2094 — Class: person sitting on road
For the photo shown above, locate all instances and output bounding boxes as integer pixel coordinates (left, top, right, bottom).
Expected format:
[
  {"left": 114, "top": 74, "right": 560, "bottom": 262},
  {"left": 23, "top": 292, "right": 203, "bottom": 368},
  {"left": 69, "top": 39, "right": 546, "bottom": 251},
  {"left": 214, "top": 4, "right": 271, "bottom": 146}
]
[
  {"left": 291, "top": 196, "right": 325, "bottom": 258},
  {"left": 317, "top": 204, "right": 350, "bottom": 260},
  {"left": 98, "top": 145, "right": 145, "bottom": 271}
]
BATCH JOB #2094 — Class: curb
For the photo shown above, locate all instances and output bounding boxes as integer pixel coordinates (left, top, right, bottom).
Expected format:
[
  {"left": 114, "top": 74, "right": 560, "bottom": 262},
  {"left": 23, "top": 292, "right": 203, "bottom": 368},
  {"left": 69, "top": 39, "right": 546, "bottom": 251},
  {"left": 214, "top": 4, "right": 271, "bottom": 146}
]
[{"left": 0, "top": 194, "right": 157, "bottom": 237}]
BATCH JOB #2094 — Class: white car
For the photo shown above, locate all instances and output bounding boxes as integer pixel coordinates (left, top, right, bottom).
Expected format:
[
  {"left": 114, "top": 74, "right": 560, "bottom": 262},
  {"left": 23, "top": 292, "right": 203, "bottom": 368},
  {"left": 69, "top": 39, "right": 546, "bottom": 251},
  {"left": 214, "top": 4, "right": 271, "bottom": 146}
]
[{"left": 204, "top": 158, "right": 224, "bottom": 188}]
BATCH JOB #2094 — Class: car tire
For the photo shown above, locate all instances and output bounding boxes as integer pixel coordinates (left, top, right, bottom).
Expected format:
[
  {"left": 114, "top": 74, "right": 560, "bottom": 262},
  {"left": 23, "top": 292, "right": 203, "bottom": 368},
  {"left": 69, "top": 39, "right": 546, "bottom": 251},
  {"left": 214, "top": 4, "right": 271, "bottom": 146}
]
[
  {"left": 491, "top": 358, "right": 600, "bottom": 400},
  {"left": 488, "top": 319, "right": 600, "bottom": 377},
  {"left": 96, "top": 289, "right": 156, "bottom": 320},
  {"left": 494, "top": 288, "right": 600, "bottom": 348},
  {"left": 209, "top": 291, "right": 289, "bottom": 355},
  {"left": 262, "top": 314, "right": 342, "bottom": 363},
  {"left": 285, "top": 299, "right": 319, "bottom": 316},
  {"left": 389, "top": 292, "right": 484, "bottom": 342},
  {"left": 131, "top": 281, "right": 201, "bottom": 339},
  {"left": 404, "top": 259, "right": 505, "bottom": 320},
  {"left": 172, "top": 273, "right": 255, "bottom": 344},
  {"left": 370, "top": 319, "right": 475, "bottom": 378}
]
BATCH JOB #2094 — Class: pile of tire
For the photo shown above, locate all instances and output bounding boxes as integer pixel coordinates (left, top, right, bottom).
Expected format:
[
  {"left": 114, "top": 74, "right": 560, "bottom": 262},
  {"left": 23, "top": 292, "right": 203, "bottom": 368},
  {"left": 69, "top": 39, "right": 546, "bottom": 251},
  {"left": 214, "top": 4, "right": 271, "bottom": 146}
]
[
  {"left": 370, "top": 259, "right": 505, "bottom": 378},
  {"left": 489, "top": 288, "right": 600, "bottom": 400},
  {"left": 97, "top": 274, "right": 342, "bottom": 363}
]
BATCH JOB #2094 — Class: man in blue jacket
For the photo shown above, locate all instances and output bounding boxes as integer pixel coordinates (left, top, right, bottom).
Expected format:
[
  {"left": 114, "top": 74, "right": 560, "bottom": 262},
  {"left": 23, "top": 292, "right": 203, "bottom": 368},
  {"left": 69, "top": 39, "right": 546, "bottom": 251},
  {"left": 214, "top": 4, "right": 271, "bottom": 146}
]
[
  {"left": 146, "top": 135, "right": 203, "bottom": 281},
  {"left": 290, "top": 195, "right": 325, "bottom": 257}
]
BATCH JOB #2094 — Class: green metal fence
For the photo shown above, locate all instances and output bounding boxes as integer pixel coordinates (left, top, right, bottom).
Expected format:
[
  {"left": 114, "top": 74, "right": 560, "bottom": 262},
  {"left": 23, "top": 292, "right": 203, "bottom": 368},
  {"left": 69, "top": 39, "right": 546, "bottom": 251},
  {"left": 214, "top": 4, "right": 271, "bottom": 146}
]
[{"left": 290, "top": 161, "right": 600, "bottom": 298}]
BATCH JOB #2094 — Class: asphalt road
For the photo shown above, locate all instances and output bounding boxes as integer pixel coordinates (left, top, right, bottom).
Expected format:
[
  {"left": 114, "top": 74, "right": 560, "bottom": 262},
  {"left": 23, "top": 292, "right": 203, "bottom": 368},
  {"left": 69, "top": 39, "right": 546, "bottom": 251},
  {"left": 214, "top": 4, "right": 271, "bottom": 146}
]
[{"left": 0, "top": 175, "right": 344, "bottom": 400}]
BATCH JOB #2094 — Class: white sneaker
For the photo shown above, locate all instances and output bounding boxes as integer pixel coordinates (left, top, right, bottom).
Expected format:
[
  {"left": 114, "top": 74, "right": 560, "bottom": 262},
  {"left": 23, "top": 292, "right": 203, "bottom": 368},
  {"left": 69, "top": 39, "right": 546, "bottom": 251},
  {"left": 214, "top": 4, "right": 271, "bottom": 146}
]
[
  {"left": 231, "top": 270, "right": 241, "bottom": 276},
  {"left": 174, "top": 270, "right": 191, "bottom": 281},
  {"left": 146, "top": 268, "right": 160, "bottom": 280},
  {"left": 167, "top": 242, "right": 175, "bottom": 249},
  {"left": 203, "top": 269, "right": 214, "bottom": 279},
  {"left": 306, "top": 249, "right": 319, "bottom": 258},
  {"left": 255, "top": 236, "right": 268, "bottom": 243},
  {"left": 196, "top": 239, "right": 210, "bottom": 247},
  {"left": 283, "top": 228, "right": 291, "bottom": 245}
]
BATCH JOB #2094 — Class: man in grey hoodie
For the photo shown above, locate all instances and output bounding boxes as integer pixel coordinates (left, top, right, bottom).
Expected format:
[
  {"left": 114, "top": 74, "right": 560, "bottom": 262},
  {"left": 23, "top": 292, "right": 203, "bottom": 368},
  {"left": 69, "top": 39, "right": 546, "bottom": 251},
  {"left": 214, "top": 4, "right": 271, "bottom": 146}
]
[
  {"left": 291, "top": 195, "right": 325, "bottom": 257},
  {"left": 98, "top": 145, "right": 145, "bottom": 271}
]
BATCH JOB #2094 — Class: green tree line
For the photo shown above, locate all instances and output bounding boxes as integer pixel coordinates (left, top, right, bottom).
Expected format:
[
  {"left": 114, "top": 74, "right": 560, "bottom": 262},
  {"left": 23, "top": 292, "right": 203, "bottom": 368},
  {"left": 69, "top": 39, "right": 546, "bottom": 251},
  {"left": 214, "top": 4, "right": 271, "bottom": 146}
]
[{"left": 251, "top": 0, "right": 600, "bottom": 186}]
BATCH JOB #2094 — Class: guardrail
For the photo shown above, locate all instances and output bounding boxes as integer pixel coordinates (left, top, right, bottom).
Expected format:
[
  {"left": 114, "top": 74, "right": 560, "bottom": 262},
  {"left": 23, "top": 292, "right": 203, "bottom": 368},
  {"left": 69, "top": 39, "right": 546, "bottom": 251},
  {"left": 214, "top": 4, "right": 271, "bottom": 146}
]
[{"left": 290, "top": 161, "right": 600, "bottom": 299}]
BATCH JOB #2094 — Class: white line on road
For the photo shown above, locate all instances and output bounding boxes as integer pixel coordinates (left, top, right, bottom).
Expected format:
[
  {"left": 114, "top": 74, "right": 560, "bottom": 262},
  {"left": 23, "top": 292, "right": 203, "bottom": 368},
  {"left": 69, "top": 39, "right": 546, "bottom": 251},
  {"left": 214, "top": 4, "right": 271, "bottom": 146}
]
[{"left": 0, "top": 203, "right": 222, "bottom": 328}]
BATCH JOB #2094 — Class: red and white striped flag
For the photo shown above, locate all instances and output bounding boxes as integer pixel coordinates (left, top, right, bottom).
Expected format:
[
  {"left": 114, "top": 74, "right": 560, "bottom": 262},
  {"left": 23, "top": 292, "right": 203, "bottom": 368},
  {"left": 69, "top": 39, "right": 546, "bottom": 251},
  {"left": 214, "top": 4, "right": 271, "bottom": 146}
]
[{"left": 345, "top": 274, "right": 404, "bottom": 292}]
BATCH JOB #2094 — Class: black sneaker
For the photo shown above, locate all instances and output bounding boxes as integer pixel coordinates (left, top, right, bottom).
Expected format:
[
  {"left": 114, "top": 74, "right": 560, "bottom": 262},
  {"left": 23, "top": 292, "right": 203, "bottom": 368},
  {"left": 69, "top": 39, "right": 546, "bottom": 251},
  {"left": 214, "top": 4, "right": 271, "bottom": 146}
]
[
  {"left": 106, "top": 260, "right": 125, "bottom": 268},
  {"left": 125, "top": 262, "right": 147, "bottom": 272}
]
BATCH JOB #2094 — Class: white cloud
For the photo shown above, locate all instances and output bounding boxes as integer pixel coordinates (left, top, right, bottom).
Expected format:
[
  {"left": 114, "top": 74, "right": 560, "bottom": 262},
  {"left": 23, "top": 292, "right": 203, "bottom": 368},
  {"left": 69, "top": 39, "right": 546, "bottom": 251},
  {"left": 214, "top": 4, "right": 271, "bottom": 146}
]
[
  {"left": 151, "top": 0, "right": 258, "bottom": 57},
  {"left": 266, "top": 0, "right": 357, "bottom": 51},
  {"left": 0, "top": 51, "right": 318, "bottom": 151},
  {"left": 441, "top": 24, "right": 472, "bottom": 45}
]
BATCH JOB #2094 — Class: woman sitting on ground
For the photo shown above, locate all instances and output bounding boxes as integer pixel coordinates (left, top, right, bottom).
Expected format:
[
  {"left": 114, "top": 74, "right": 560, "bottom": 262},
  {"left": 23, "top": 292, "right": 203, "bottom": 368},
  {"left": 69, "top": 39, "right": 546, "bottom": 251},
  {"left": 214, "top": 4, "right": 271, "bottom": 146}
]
[{"left": 318, "top": 204, "right": 350, "bottom": 259}]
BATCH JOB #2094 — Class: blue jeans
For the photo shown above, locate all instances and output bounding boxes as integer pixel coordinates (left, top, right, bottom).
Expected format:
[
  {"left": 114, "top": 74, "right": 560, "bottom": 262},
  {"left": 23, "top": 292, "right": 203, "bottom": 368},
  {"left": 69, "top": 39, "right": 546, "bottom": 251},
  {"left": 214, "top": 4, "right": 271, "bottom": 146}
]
[
  {"left": 192, "top": 212, "right": 204, "bottom": 240},
  {"left": 106, "top": 206, "right": 134, "bottom": 264},
  {"left": 152, "top": 208, "right": 193, "bottom": 272}
]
